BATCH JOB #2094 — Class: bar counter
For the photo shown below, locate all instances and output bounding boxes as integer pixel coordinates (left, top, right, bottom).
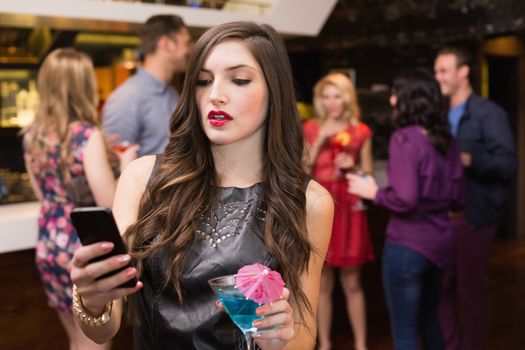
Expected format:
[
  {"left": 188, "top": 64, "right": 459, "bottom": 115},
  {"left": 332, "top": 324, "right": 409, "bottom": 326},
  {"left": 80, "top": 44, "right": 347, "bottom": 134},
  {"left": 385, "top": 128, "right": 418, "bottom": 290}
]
[{"left": 0, "top": 201, "right": 39, "bottom": 254}]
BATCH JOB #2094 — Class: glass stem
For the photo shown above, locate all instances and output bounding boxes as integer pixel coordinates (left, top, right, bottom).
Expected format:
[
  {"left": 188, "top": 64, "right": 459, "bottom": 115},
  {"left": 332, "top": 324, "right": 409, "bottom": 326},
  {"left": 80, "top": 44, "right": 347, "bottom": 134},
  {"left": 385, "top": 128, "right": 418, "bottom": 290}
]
[{"left": 245, "top": 333, "right": 254, "bottom": 350}]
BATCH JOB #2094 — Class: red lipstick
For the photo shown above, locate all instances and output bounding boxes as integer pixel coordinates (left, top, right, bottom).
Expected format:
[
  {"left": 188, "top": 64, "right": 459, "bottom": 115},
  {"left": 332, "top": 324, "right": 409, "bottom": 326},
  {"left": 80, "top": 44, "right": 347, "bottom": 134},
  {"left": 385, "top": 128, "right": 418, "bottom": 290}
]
[{"left": 207, "top": 110, "right": 233, "bottom": 127}]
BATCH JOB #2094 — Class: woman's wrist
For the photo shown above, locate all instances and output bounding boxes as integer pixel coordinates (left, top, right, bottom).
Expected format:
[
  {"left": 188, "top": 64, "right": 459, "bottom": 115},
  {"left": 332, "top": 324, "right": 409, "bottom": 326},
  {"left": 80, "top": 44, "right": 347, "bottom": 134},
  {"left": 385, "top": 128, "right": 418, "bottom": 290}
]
[
  {"left": 370, "top": 185, "right": 378, "bottom": 200},
  {"left": 72, "top": 285, "right": 113, "bottom": 327},
  {"left": 369, "top": 179, "right": 379, "bottom": 200}
]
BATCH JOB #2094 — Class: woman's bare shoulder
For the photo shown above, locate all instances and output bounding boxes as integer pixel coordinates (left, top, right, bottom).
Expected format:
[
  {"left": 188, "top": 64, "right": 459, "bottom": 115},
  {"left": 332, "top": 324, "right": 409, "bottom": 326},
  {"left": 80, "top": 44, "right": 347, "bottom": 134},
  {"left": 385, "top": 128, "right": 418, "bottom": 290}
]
[
  {"left": 120, "top": 155, "right": 156, "bottom": 185},
  {"left": 115, "top": 155, "right": 156, "bottom": 205},
  {"left": 305, "top": 179, "right": 333, "bottom": 216},
  {"left": 113, "top": 155, "right": 156, "bottom": 232},
  {"left": 304, "top": 179, "right": 333, "bottom": 256}
]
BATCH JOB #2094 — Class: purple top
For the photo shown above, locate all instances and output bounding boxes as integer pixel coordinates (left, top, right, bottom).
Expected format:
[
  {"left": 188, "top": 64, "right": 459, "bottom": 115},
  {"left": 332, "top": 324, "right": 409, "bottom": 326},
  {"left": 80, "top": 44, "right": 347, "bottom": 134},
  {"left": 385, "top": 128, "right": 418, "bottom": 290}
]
[{"left": 374, "top": 125, "right": 465, "bottom": 268}]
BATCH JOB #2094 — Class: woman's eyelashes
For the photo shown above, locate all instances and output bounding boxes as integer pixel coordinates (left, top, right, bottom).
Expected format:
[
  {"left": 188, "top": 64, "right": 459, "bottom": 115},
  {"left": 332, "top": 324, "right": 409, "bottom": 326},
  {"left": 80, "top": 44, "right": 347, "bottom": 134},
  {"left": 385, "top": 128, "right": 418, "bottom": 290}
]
[
  {"left": 196, "top": 75, "right": 252, "bottom": 87},
  {"left": 196, "top": 79, "right": 212, "bottom": 86},
  {"left": 232, "top": 78, "right": 251, "bottom": 86}
]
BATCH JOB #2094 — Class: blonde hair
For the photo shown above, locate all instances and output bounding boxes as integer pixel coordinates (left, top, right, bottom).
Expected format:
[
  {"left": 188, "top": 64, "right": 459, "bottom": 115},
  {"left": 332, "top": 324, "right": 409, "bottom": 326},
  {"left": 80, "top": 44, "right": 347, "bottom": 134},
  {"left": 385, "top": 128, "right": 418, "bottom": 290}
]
[
  {"left": 23, "top": 48, "right": 100, "bottom": 179},
  {"left": 313, "top": 72, "right": 360, "bottom": 123}
]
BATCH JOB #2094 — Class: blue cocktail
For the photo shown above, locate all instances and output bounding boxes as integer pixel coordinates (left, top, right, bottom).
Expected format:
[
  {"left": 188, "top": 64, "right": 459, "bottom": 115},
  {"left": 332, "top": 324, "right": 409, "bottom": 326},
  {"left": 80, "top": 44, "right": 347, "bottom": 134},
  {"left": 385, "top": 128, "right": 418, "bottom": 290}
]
[{"left": 208, "top": 275, "right": 262, "bottom": 350}]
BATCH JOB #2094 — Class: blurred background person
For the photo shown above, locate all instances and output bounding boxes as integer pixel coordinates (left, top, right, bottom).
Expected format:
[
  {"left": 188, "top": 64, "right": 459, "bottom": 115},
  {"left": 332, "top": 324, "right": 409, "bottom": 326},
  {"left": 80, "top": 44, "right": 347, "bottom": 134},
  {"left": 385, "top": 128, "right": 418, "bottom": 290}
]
[
  {"left": 434, "top": 47, "right": 518, "bottom": 350},
  {"left": 304, "top": 72, "right": 374, "bottom": 350},
  {"left": 348, "top": 68, "right": 465, "bottom": 350},
  {"left": 102, "top": 14, "right": 192, "bottom": 156},
  {"left": 22, "top": 48, "right": 138, "bottom": 350}
]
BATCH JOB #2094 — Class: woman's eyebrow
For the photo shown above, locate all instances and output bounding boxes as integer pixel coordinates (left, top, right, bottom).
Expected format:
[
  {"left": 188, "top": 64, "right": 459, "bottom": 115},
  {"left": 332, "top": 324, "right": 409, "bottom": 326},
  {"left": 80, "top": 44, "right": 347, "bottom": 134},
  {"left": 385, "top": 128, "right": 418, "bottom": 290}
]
[
  {"left": 200, "top": 64, "right": 256, "bottom": 73},
  {"left": 225, "top": 64, "right": 256, "bottom": 72}
]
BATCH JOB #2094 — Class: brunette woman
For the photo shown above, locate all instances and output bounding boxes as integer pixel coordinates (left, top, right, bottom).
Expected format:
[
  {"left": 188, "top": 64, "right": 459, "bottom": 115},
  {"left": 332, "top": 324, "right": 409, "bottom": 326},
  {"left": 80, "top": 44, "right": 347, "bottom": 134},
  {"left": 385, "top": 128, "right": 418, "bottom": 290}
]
[
  {"left": 70, "top": 22, "right": 333, "bottom": 350},
  {"left": 348, "top": 68, "right": 465, "bottom": 350}
]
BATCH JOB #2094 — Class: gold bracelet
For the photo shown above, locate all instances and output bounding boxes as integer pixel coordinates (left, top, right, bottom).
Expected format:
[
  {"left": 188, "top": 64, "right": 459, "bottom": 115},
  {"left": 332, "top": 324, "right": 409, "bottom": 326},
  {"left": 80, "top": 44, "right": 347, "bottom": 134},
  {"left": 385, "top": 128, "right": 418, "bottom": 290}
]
[{"left": 72, "top": 284, "right": 112, "bottom": 327}]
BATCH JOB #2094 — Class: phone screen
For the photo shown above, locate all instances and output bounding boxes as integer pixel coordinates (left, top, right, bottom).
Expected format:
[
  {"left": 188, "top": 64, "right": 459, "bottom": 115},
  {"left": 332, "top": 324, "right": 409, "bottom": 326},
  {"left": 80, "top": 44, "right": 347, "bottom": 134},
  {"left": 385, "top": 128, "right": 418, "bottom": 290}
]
[{"left": 71, "top": 207, "right": 137, "bottom": 288}]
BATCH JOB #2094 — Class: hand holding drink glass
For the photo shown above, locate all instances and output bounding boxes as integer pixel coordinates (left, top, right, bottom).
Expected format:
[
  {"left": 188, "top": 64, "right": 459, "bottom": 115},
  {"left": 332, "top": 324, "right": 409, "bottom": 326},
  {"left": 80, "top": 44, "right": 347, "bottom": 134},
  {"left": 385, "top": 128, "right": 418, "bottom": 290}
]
[
  {"left": 347, "top": 171, "right": 379, "bottom": 201},
  {"left": 331, "top": 130, "right": 369, "bottom": 210},
  {"left": 208, "top": 263, "right": 293, "bottom": 350},
  {"left": 108, "top": 134, "right": 140, "bottom": 171},
  {"left": 330, "top": 130, "right": 354, "bottom": 175}
]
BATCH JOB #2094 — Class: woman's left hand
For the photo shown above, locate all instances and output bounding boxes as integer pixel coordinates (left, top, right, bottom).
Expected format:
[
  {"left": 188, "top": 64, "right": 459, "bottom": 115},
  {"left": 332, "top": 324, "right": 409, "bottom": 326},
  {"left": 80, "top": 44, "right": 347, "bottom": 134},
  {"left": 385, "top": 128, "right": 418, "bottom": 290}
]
[
  {"left": 252, "top": 288, "right": 294, "bottom": 350},
  {"left": 347, "top": 173, "right": 378, "bottom": 200}
]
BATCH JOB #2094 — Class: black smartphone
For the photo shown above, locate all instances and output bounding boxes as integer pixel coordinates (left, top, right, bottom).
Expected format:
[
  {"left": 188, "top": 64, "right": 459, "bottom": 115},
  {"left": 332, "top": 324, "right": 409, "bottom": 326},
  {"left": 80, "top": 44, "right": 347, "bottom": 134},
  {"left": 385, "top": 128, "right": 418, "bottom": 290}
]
[{"left": 70, "top": 207, "right": 137, "bottom": 288}]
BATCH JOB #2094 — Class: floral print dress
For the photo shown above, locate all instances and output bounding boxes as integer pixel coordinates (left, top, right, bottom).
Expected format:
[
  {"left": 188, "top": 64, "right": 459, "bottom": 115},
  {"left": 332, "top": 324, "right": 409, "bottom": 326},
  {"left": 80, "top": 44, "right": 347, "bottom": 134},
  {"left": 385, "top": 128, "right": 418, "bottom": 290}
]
[{"left": 23, "top": 121, "right": 95, "bottom": 312}]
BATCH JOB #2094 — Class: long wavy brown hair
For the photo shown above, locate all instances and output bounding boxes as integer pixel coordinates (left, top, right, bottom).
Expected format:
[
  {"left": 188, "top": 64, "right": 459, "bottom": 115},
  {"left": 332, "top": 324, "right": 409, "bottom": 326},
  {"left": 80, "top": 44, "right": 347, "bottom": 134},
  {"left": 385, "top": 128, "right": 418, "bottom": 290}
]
[
  {"left": 22, "top": 48, "right": 101, "bottom": 181},
  {"left": 124, "top": 22, "right": 313, "bottom": 325}
]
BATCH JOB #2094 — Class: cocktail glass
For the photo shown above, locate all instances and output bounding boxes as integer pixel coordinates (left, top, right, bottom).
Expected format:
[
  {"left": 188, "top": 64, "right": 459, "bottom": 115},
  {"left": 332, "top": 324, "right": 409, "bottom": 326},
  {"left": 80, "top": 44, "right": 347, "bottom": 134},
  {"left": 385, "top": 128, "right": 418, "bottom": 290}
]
[
  {"left": 347, "top": 169, "right": 368, "bottom": 211},
  {"left": 208, "top": 275, "right": 262, "bottom": 350}
]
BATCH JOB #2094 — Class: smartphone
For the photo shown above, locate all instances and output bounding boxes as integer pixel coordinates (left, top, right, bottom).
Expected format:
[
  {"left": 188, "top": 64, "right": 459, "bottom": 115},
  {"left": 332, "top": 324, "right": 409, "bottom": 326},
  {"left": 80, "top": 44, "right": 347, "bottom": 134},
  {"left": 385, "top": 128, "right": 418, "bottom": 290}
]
[{"left": 70, "top": 207, "right": 137, "bottom": 288}]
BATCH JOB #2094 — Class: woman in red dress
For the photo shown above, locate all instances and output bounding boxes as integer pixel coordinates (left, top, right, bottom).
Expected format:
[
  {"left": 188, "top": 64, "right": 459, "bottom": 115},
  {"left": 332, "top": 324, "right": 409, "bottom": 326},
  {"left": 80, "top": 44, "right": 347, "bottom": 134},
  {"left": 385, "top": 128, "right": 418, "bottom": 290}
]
[{"left": 304, "top": 72, "right": 374, "bottom": 350}]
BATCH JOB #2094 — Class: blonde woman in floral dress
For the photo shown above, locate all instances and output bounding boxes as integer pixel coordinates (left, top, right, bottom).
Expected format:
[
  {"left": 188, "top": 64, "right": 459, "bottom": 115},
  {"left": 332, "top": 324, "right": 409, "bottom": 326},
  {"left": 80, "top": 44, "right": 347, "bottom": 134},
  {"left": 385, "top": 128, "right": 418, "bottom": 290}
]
[
  {"left": 22, "top": 48, "right": 138, "bottom": 349},
  {"left": 304, "top": 72, "right": 374, "bottom": 350}
]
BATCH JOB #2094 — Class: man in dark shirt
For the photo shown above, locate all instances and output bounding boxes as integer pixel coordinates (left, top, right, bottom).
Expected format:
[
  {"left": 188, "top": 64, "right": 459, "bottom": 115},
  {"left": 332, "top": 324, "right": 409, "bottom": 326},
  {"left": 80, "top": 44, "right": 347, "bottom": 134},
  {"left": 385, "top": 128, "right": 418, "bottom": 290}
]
[
  {"left": 103, "top": 15, "right": 192, "bottom": 156},
  {"left": 434, "top": 47, "right": 517, "bottom": 350}
]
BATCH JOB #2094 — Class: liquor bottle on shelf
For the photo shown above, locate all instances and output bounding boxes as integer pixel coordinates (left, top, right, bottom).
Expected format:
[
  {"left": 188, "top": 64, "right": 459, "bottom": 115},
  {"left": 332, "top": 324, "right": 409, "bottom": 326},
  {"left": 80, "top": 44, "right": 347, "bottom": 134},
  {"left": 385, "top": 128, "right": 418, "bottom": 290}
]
[
  {"left": 7, "top": 82, "right": 19, "bottom": 125},
  {"left": 16, "top": 86, "right": 28, "bottom": 124},
  {"left": 0, "top": 82, "right": 9, "bottom": 127},
  {"left": 16, "top": 79, "right": 38, "bottom": 127},
  {"left": 0, "top": 81, "right": 19, "bottom": 127}
]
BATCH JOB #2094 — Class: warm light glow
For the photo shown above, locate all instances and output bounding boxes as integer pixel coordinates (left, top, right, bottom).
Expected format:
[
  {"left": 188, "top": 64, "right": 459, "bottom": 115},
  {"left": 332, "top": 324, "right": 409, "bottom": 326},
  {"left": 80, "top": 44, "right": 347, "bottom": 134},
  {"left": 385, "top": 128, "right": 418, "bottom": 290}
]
[
  {"left": 0, "top": 70, "right": 32, "bottom": 80},
  {"left": 75, "top": 33, "right": 140, "bottom": 46},
  {"left": 483, "top": 36, "right": 522, "bottom": 56},
  {"left": 123, "top": 61, "right": 135, "bottom": 69}
]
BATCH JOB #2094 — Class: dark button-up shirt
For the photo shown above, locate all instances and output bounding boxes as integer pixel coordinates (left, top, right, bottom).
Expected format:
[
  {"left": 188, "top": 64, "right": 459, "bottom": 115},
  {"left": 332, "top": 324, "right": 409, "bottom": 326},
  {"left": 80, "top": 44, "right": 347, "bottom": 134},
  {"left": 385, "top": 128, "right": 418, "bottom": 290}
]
[{"left": 374, "top": 125, "right": 465, "bottom": 268}]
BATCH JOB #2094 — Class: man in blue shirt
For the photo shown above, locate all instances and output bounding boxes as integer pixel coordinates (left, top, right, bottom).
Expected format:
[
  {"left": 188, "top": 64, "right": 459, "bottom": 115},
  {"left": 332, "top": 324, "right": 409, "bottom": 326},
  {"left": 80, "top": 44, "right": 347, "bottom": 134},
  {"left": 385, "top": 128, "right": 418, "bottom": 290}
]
[
  {"left": 435, "top": 47, "right": 517, "bottom": 350},
  {"left": 447, "top": 101, "right": 465, "bottom": 137},
  {"left": 103, "top": 15, "right": 192, "bottom": 156}
]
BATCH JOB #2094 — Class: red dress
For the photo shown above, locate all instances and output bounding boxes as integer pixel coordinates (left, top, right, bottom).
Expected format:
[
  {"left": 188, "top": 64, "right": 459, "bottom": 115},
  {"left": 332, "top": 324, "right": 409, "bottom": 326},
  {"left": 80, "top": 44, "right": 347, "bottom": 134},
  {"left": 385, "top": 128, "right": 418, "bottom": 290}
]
[{"left": 303, "top": 119, "right": 374, "bottom": 267}]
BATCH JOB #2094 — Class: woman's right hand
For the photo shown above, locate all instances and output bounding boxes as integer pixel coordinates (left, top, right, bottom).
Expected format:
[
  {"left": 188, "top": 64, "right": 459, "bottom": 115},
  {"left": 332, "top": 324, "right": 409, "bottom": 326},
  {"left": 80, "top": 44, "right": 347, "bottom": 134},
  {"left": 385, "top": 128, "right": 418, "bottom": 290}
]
[
  {"left": 346, "top": 173, "right": 378, "bottom": 200},
  {"left": 70, "top": 242, "right": 142, "bottom": 316},
  {"left": 252, "top": 288, "right": 294, "bottom": 350}
]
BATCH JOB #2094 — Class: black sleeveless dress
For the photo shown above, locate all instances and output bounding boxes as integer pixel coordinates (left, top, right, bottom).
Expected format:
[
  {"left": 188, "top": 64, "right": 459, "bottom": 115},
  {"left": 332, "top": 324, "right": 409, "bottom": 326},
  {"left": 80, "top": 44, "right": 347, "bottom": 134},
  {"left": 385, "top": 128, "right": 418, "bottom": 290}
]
[{"left": 132, "top": 182, "right": 273, "bottom": 349}]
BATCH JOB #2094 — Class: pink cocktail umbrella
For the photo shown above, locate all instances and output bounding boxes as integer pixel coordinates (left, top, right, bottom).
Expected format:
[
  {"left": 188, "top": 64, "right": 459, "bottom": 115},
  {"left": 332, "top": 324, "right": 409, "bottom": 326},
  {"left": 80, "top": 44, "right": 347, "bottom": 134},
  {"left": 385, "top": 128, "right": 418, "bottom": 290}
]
[{"left": 235, "top": 263, "right": 285, "bottom": 305}]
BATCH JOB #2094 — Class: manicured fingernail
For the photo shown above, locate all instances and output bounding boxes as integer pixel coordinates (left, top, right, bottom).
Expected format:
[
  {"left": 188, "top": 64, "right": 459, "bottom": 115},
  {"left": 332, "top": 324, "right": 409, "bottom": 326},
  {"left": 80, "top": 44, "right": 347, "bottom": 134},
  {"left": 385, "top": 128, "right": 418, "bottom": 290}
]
[
  {"left": 125, "top": 268, "right": 136, "bottom": 277},
  {"left": 252, "top": 333, "right": 262, "bottom": 338},
  {"left": 252, "top": 320, "right": 262, "bottom": 327},
  {"left": 256, "top": 307, "right": 264, "bottom": 316},
  {"left": 118, "top": 255, "right": 130, "bottom": 263},
  {"left": 101, "top": 242, "right": 114, "bottom": 250}
]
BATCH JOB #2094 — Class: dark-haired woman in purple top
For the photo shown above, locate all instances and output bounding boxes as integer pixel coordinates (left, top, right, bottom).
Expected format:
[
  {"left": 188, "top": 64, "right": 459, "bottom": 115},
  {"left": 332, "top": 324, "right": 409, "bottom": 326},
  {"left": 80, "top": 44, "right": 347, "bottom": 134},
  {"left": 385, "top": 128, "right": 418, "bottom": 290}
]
[{"left": 347, "top": 68, "right": 465, "bottom": 350}]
